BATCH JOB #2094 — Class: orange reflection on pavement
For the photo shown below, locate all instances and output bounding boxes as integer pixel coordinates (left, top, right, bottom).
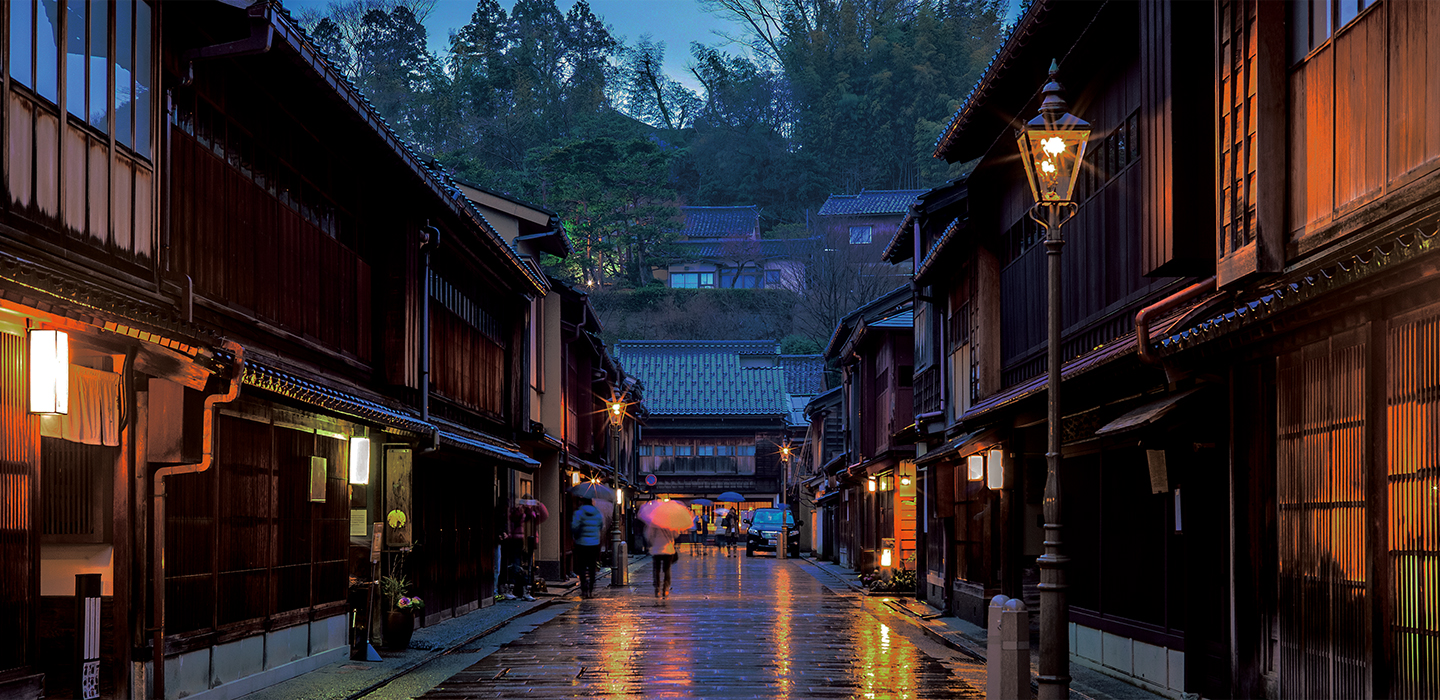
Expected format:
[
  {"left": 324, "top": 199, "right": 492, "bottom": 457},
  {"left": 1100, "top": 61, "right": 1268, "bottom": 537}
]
[
  {"left": 855, "top": 616, "right": 922, "bottom": 699},
  {"left": 772, "top": 563, "right": 793, "bottom": 699},
  {"left": 597, "top": 596, "right": 645, "bottom": 698}
]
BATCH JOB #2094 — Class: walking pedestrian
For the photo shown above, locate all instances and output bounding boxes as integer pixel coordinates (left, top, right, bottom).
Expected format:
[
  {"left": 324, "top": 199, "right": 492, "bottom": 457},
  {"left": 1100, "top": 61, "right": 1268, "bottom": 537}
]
[
  {"left": 722, "top": 509, "right": 739, "bottom": 556},
  {"left": 645, "top": 522, "right": 679, "bottom": 598},
  {"left": 570, "top": 497, "right": 605, "bottom": 599}
]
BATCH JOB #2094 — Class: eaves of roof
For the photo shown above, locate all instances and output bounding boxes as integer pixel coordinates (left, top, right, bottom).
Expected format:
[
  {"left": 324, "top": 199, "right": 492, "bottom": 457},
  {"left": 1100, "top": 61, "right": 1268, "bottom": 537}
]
[
  {"left": 882, "top": 209, "right": 916, "bottom": 264},
  {"left": 823, "top": 285, "right": 912, "bottom": 359},
  {"left": 933, "top": 0, "right": 1102, "bottom": 164},
  {"left": 262, "top": 3, "right": 544, "bottom": 295},
  {"left": 914, "top": 219, "right": 967, "bottom": 286},
  {"left": 1158, "top": 226, "right": 1440, "bottom": 357}
]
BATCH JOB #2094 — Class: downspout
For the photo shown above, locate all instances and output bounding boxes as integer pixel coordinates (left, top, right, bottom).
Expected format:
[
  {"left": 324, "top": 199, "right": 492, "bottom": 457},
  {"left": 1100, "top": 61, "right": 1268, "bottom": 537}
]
[
  {"left": 1136, "top": 277, "right": 1217, "bottom": 366},
  {"left": 152, "top": 340, "right": 244, "bottom": 700},
  {"left": 420, "top": 227, "right": 441, "bottom": 452}
]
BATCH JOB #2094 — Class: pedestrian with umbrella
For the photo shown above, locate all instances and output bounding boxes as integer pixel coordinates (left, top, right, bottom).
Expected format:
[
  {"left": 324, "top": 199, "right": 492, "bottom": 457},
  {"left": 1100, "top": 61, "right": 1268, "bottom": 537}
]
[
  {"left": 718, "top": 492, "right": 745, "bottom": 556},
  {"left": 638, "top": 499, "right": 691, "bottom": 599},
  {"left": 691, "top": 498, "right": 713, "bottom": 555},
  {"left": 569, "top": 481, "right": 613, "bottom": 599}
]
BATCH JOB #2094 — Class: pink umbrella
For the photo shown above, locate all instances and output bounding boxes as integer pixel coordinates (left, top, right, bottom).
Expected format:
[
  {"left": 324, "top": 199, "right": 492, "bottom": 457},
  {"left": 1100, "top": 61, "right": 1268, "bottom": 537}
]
[{"left": 638, "top": 499, "right": 693, "bottom": 532}]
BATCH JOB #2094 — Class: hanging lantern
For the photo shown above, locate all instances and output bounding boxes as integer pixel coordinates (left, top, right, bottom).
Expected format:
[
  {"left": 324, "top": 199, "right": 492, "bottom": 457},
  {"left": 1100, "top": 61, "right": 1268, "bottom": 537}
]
[
  {"left": 349, "top": 436, "right": 371, "bottom": 484},
  {"left": 28, "top": 329, "right": 68, "bottom": 415},
  {"left": 968, "top": 454, "right": 985, "bottom": 481}
]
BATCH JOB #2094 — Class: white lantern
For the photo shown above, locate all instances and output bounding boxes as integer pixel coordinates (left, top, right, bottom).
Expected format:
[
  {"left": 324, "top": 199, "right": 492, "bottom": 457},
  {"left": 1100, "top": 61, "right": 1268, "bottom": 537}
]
[
  {"left": 348, "top": 436, "right": 371, "bottom": 484},
  {"left": 28, "top": 329, "right": 68, "bottom": 415},
  {"left": 967, "top": 454, "right": 985, "bottom": 481}
]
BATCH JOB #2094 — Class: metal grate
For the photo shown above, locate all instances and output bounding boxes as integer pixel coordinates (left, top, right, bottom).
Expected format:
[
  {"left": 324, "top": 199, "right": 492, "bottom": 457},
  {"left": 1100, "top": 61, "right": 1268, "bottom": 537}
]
[
  {"left": 0, "top": 332, "right": 37, "bottom": 671},
  {"left": 1277, "top": 330, "right": 1371, "bottom": 699},
  {"left": 1387, "top": 311, "right": 1440, "bottom": 699}
]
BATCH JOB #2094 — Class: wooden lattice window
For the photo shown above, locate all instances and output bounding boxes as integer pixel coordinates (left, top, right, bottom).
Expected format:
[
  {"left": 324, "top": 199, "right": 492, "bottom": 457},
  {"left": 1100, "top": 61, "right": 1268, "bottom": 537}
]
[
  {"left": 40, "top": 438, "right": 114, "bottom": 543},
  {"left": 1385, "top": 308, "right": 1440, "bottom": 699},
  {"left": 1277, "top": 328, "right": 1371, "bottom": 699},
  {"left": 1218, "top": 0, "right": 1258, "bottom": 259}
]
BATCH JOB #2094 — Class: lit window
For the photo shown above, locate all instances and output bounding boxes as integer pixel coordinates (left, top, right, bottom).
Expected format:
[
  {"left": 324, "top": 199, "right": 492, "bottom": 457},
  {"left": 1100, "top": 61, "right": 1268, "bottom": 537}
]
[
  {"left": 849, "top": 225, "right": 872, "bottom": 244},
  {"left": 676, "top": 446, "right": 692, "bottom": 456},
  {"left": 764, "top": 269, "right": 781, "bottom": 287},
  {"left": 698, "top": 446, "right": 714, "bottom": 456}
]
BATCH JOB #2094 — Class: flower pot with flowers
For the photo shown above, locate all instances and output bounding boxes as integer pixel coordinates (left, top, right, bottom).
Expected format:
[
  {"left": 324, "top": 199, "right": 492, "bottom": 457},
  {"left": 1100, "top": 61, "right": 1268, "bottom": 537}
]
[{"left": 380, "top": 548, "right": 422, "bottom": 649}]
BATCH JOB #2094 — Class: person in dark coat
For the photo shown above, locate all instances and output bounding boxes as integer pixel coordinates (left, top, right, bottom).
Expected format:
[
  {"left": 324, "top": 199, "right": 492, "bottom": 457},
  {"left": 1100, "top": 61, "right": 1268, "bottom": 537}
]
[{"left": 570, "top": 498, "right": 605, "bottom": 599}]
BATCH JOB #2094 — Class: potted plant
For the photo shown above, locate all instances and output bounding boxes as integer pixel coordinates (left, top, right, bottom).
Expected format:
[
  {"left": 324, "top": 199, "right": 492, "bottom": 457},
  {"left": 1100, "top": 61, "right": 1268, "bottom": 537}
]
[{"left": 380, "top": 548, "right": 422, "bottom": 649}]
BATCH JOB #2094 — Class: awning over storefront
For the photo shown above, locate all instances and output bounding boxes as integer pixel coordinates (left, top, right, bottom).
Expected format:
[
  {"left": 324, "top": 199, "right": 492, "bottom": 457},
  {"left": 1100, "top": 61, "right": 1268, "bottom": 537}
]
[
  {"left": 437, "top": 427, "right": 540, "bottom": 469},
  {"left": 816, "top": 488, "right": 843, "bottom": 506},
  {"left": 915, "top": 429, "right": 997, "bottom": 466},
  {"left": 1094, "top": 389, "right": 1199, "bottom": 436}
]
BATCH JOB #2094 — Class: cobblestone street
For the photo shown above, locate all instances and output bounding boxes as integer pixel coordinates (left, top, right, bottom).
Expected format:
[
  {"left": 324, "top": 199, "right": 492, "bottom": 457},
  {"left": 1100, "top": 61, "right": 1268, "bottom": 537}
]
[{"left": 419, "top": 550, "right": 987, "bottom": 699}]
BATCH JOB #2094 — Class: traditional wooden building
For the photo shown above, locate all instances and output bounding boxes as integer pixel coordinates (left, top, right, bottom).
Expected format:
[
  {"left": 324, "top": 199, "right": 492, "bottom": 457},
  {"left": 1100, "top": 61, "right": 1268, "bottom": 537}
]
[
  {"left": 816, "top": 189, "right": 927, "bottom": 282},
  {"left": 820, "top": 287, "right": 916, "bottom": 573},
  {"left": 658, "top": 206, "right": 809, "bottom": 290},
  {"left": 918, "top": 0, "right": 1220, "bottom": 696},
  {"left": 614, "top": 340, "right": 819, "bottom": 517},
  {"left": 0, "top": 2, "right": 546, "bottom": 698}
]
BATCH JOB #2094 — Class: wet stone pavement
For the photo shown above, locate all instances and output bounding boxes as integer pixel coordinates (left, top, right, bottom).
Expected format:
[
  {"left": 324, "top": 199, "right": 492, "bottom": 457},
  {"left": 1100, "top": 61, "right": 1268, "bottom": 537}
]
[{"left": 419, "top": 549, "right": 987, "bottom": 699}]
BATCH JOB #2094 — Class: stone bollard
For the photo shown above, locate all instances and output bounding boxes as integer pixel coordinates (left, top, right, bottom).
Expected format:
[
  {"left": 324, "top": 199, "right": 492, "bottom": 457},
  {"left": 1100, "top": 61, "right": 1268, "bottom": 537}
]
[{"left": 987, "top": 595, "right": 1031, "bottom": 699}]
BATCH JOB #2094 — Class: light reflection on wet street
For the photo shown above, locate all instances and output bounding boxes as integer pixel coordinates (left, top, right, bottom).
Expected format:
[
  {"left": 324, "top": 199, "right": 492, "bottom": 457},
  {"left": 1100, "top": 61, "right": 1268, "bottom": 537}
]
[{"left": 422, "top": 552, "right": 985, "bottom": 699}]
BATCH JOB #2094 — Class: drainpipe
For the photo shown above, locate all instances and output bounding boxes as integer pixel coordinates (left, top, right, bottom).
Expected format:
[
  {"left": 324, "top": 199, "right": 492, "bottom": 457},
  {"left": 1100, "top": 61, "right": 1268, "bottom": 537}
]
[
  {"left": 1136, "top": 277, "right": 1217, "bottom": 366},
  {"left": 419, "top": 227, "right": 441, "bottom": 423},
  {"left": 152, "top": 340, "right": 244, "bottom": 700}
]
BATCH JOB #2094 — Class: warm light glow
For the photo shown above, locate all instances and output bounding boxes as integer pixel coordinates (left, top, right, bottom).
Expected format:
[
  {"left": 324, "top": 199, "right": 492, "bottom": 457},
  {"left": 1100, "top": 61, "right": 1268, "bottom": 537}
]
[
  {"left": 881, "top": 548, "right": 893, "bottom": 568},
  {"left": 868, "top": 477, "right": 877, "bottom": 492},
  {"left": 571, "top": 471, "right": 581, "bottom": 486},
  {"left": 28, "top": 329, "right": 68, "bottom": 415},
  {"left": 1042, "top": 136, "right": 1066, "bottom": 156},
  {"left": 968, "top": 454, "right": 985, "bottom": 481},
  {"left": 900, "top": 475, "right": 911, "bottom": 486},
  {"left": 349, "top": 436, "right": 371, "bottom": 484},
  {"left": 987, "top": 449, "right": 1004, "bottom": 490}
]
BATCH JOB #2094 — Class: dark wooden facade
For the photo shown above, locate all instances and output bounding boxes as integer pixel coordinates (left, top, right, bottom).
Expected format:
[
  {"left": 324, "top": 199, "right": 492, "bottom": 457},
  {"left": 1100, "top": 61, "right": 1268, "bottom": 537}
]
[{"left": 0, "top": 2, "right": 544, "bottom": 698}]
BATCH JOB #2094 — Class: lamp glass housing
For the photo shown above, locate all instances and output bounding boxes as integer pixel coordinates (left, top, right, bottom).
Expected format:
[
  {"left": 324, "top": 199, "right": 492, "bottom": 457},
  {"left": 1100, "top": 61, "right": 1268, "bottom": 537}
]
[
  {"left": 967, "top": 454, "right": 985, "bottom": 481},
  {"left": 881, "top": 548, "right": 893, "bottom": 568},
  {"left": 987, "top": 449, "right": 1005, "bottom": 490},
  {"left": 607, "top": 401, "right": 624, "bottom": 428},
  {"left": 28, "top": 329, "right": 68, "bottom": 415},
  {"left": 867, "top": 477, "right": 877, "bottom": 492},
  {"left": 571, "top": 471, "right": 581, "bottom": 486},
  {"left": 348, "top": 436, "right": 371, "bottom": 484},
  {"left": 1017, "top": 114, "right": 1091, "bottom": 204}
]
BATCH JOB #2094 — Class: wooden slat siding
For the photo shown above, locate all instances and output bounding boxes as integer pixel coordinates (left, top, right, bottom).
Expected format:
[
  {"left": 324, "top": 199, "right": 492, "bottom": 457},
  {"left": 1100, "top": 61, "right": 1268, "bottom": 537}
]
[
  {"left": 1277, "top": 328, "right": 1372, "bottom": 700},
  {"left": 274, "top": 426, "right": 313, "bottom": 615},
  {"left": 170, "top": 130, "right": 373, "bottom": 360},
  {"left": 165, "top": 441, "right": 217, "bottom": 635},
  {"left": 1385, "top": 307, "right": 1440, "bottom": 699},
  {"left": 1334, "top": 7, "right": 1386, "bottom": 209},
  {"left": 430, "top": 304, "right": 505, "bottom": 419},
  {"left": 88, "top": 139, "right": 107, "bottom": 246},
  {"left": 40, "top": 438, "right": 116, "bottom": 543},
  {"left": 1139, "top": 0, "right": 1172, "bottom": 275},
  {"left": 217, "top": 415, "right": 272, "bottom": 627},
  {"left": 0, "top": 333, "right": 38, "bottom": 673},
  {"left": 8, "top": 95, "right": 35, "bottom": 209},
  {"left": 313, "top": 434, "right": 347, "bottom": 610}
]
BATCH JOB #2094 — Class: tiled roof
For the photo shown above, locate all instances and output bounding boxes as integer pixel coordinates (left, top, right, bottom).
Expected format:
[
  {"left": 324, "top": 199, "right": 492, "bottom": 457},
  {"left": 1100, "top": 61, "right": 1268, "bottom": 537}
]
[
  {"left": 682, "top": 206, "right": 759, "bottom": 238},
  {"left": 780, "top": 355, "right": 826, "bottom": 396},
  {"left": 675, "top": 237, "right": 819, "bottom": 260},
  {"left": 870, "top": 310, "right": 913, "bottom": 329},
  {"left": 818, "top": 190, "right": 927, "bottom": 217},
  {"left": 614, "top": 340, "right": 787, "bottom": 416}
]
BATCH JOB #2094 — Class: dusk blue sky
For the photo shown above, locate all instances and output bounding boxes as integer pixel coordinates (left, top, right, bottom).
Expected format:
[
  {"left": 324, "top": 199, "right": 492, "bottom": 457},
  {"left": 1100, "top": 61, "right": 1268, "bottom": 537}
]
[{"left": 283, "top": 0, "right": 1024, "bottom": 93}]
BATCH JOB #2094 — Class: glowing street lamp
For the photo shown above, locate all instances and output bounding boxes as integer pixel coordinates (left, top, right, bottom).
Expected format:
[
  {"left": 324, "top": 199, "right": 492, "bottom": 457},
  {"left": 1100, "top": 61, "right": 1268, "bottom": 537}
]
[
  {"left": 1018, "top": 60, "right": 1090, "bottom": 700},
  {"left": 605, "top": 397, "right": 629, "bottom": 586}
]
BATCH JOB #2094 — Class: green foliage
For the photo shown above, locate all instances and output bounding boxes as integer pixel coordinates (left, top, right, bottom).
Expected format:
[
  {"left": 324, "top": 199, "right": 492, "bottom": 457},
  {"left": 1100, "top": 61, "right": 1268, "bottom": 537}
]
[
  {"left": 780, "top": 335, "right": 822, "bottom": 355},
  {"left": 590, "top": 288, "right": 800, "bottom": 343}
]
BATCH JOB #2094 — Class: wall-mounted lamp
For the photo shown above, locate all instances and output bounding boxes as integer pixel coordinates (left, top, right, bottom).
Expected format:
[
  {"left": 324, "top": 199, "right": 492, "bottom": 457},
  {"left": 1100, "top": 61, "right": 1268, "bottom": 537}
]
[
  {"left": 900, "top": 474, "right": 911, "bottom": 486},
  {"left": 571, "top": 471, "right": 581, "bottom": 486},
  {"left": 28, "top": 329, "right": 68, "bottom": 415},
  {"left": 967, "top": 454, "right": 985, "bottom": 481},
  {"left": 349, "top": 436, "right": 371, "bottom": 484},
  {"left": 987, "top": 448, "right": 1005, "bottom": 490},
  {"left": 867, "top": 477, "right": 877, "bottom": 492}
]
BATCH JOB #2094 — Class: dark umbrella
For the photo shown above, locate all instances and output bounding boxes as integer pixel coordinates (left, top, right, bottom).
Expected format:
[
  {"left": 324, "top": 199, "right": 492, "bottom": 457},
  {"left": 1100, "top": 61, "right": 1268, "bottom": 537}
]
[
  {"left": 718, "top": 491, "right": 744, "bottom": 503},
  {"left": 569, "top": 481, "right": 615, "bottom": 501},
  {"left": 690, "top": 498, "right": 713, "bottom": 506}
]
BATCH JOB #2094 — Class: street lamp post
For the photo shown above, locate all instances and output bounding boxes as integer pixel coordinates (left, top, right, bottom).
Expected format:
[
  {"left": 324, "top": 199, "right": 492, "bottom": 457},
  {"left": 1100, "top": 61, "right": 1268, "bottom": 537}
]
[
  {"left": 1016, "top": 60, "right": 1090, "bottom": 700},
  {"left": 607, "top": 400, "right": 629, "bottom": 586},
  {"left": 778, "top": 442, "right": 792, "bottom": 559}
]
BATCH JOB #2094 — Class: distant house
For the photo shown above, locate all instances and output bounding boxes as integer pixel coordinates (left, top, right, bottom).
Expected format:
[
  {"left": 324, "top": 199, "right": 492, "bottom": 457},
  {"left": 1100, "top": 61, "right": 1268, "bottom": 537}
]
[
  {"left": 614, "top": 341, "right": 822, "bottom": 513},
  {"left": 817, "top": 189, "right": 926, "bottom": 278},
  {"left": 657, "top": 206, "right": 814, "bottom": 290}
]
